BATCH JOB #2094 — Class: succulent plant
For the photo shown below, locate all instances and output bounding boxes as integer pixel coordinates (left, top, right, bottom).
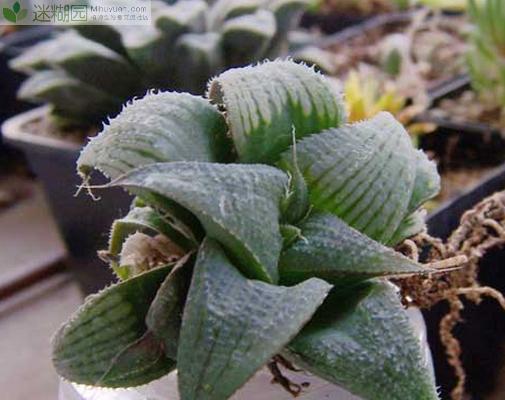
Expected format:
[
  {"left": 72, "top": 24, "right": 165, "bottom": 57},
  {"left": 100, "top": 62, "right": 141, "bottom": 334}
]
[
  {"left": 52, "top": 60, "right": 441, "bottom": 400},
  {"left": 9, "top": 0, "right": 310, "bottom": 128},
  {"left": 467, "top": 0, "right": 505, "bottom": 119}
]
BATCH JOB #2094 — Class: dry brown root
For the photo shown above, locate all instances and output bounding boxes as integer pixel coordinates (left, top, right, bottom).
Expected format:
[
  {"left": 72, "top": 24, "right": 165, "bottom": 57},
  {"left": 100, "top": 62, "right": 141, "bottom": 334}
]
[
  {"left": 267, "top": 355, "right": 307, "bottom": 397},
  {"left": 395, "top": 191, "right": 505, "bottom": 400}
]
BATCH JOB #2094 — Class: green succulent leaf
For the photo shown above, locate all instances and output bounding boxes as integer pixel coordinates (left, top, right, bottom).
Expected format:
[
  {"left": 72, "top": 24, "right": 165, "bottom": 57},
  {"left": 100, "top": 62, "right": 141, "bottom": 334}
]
[
  {"left": 120, "top": 26, "right": 173, "bottom": 87},
  {"left": 283, "top": 112, "right": 439, "bottom": 244},
  {"left": 18, "top": 70, "right": 121, "bottom": 126},
  {"left": 9, "top": 39, "right": 57, "bottom": 72},
  {"left": 146, "top": 257, "right": 194, "bottom": 359},
  {"left": 74, "top": 24, "right": 129, "bottom": 59},
  {"left": 177, "top": 239, "right": 331, "bottom": 400},
  {"left": 265, "top": 0, "right": 310, "bottom": 57},
  {"left": 111, "top": 162, "right": 289, "bottom": 283},
  {"left": 207, "top": 60, "right": 346, "bottom": 164},
  {"left": 285, "top": 281, "right": 439, "bottom": 400},
  {"left": 52, "top": 266, "right": 174, "bottom": 387},
  {"left": 40, "top": 31, "right": 140, "bottom": 99},
  {"left": 77, "top": 92, "right": 229, "bottom": 181},
  {"left": 208, "top": 0, "right": 263, "bottom": 30},
  {"left": 174, "top": 32, "right": 223, "bottom": 94},
  {"left": 221, "top": 10, "right": 276, "bottom": 67},
  {"left": 279, "top": 212, "right": 433, "bottom": 285},
  {"left": 155, "top": 0, "right": 207, "bottom": 37}
]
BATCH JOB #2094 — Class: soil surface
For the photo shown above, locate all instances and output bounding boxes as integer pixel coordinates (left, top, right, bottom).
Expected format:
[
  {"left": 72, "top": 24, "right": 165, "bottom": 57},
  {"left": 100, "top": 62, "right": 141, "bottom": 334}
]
[
  {"left": 324, "top": 13, "right": 468, "bottom": 94},
  {"left": 22, "top": 113, "right": 97, "bottom": 145}
]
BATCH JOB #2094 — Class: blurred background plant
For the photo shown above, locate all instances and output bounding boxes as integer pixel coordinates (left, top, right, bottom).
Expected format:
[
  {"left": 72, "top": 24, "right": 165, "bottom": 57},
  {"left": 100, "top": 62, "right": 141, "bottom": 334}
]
[
  {"left": 466, "top": 0, "right": 505, "bottom": 128},
  {"left": 343, "top": 67, "right": 436, "bottom": 141},
  {"left": 9, "top": 0, "right": 311, "bottom": 130}
]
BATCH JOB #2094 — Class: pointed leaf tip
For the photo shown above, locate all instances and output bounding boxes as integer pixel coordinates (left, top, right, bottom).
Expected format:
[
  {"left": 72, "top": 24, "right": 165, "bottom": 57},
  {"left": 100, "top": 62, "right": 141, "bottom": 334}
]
[{"left": 177, "top": 239, "right": 331, "bottom": 400}]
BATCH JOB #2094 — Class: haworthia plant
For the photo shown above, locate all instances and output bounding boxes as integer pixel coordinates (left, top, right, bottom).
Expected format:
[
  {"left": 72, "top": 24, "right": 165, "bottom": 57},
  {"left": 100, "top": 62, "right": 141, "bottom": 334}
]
[
  {"left": 54, "top": 60, "right": 441, "bottom": 400},
  {"left": 10, "top": 0, "right": 313, "bottom": 129},
  {"left": 467, "top": 0, "right": 505, "bottom": 112}
]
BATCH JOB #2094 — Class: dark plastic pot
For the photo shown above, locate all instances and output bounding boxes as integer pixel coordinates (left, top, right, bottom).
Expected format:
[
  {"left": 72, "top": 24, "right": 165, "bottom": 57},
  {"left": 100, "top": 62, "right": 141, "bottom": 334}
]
[
  {"left": 417, "top": 75, "right": 505, "bottom": 171},
  {"left": 0, "top": 27, "right": 53, "bottom": 159},
  {"left": 314, "top": 11, "right": 413, "bottom": 49},
  {"left": 421, "top": 77, "right": 505, "bottom": 399},
  {"left": 1, "top": 107, "right": 132, "bottom": 294},
  {"left": 300, "top": 11, "right": 371, "bottom": 34}
]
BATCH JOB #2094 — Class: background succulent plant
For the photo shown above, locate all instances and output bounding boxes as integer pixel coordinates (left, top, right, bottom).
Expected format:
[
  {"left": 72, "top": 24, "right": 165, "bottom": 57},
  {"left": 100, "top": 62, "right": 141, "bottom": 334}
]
[
  {"left": 9, "top": 0, "right": 310, "bottom": 129},
  {"left": 52, "top": 60, "right": 441, "bottom": 400},
  {"left": 467, "top": 0, "right": 505, "bottom": 123}
]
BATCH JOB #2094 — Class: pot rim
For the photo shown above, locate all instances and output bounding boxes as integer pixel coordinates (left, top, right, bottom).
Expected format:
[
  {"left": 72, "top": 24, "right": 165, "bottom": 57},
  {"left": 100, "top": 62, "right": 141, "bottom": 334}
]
[{"left": 2, "top": 106, "right": 82, "bottom": 151}]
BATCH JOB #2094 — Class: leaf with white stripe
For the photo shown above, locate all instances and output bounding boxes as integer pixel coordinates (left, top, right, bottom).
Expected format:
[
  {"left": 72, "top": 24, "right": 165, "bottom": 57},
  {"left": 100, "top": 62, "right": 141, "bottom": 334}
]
[{"left": 208, "top": 59, "right": 346, "bottom": 164}]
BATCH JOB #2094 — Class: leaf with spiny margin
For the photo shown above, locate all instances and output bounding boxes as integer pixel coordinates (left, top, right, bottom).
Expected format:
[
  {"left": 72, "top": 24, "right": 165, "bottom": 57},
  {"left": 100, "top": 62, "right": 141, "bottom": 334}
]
[
  {"left": 278, "top": 212, "right": 432, "bottom": 285},
  {"left": 207, "top": 59, "right": 346, "bottom": 164},
  {"left": 18, "top": 70, "right": 121, "bottom": 126},
  {"left": 52, "top": 266, "right": 174, "bottom": 387},
  {"left": 177, "top": 239, "right": 331, "bottom": 400},
  {"left": 111, "top": 162, "right": 289, "bottom": 283},
  {"left": 283, "top": 112, "right": 426, "bottom": 244},
  {"left": 77, "top": 92, "right": 229, "bottom": 181},
  {"left": 174, "top": 32, "right": 223, "bottom": 94},
  {"left": 146, "top": 257, "right": 194, "bottom": 359},
  {"left": 284, "top": 281, "right": 439, "bottom": 400},
  {"left": 221, "top": 10, "right": 276, "bottom": 67}
]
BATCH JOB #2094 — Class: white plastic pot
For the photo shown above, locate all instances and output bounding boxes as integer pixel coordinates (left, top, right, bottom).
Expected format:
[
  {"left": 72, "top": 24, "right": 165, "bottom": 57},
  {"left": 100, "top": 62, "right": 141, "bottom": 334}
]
[{"left": 59, "top": 309, "right": 432, "bottom": 400}]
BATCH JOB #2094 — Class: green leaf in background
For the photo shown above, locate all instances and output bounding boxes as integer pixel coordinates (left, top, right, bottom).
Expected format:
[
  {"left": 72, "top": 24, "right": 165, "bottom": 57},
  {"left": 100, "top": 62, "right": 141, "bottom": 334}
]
[
  {"left": 279, "top": 212, "right": 433, "bottom": 284},
  {"left": 17, "top": 70, "right": 121, "bottom": 126},
  {"left": 111, "top": 162, "right": 289, "bottom": 283},
  {"left": 284, "top": 112, "right": 438, "bottom": 244},
  {"left": 207, "top": 60, "right": 346, "bottom": 164},
  {"left": 77, "top": 92, "right": 230, "bottom": 181},
  {"left": 52, "top": 266, "right": 174, "bottom": 387},
  {"left": 174, "top": 32, "right": 223, "bottom": 94},
  {"left": 177, "top": 239, "right": 331, "bottom": 400},
  {"left": 12, "top": 1, "right": 20, "bottom": 13},
  {"left": 155, "top": 0, "right": 207, "bottom": 37},
  {"left": 221, "top": 10, "right": 276, "bottom": 67},
  {"left": 45, "top": 31, "right": 141, "bottom": 99},
  {"left": 285, "top": 281, "right": 439, "bottom": 400}
]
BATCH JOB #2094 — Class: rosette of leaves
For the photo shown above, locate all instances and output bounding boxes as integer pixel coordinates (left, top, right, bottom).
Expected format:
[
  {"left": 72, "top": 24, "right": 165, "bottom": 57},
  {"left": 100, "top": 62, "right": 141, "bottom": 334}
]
[
  {"left": 467, "top": 0, "right": 505, "bottom": 115},
  {"left": 9, "top": 0, "right": 310, "bottom": 128},
  {"left": 52, "top": 60, "right": 441, "bottom": 400}
]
